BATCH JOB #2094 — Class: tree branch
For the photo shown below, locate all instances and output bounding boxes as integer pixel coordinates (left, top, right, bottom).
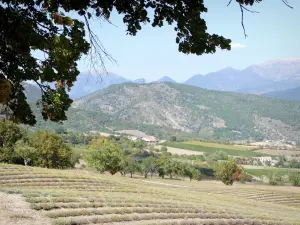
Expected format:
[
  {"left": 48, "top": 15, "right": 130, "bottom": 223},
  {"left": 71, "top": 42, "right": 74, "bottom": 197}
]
[
  {"left": 83, "top": 14, "right": 117, "bottom": 80},
  {"left": 239, "top": 4, "right": 247, "bottom": 38},
  {"left": 281, "top": 0, "right": 293, "bottom": 9},
  {"left": 227, "top": 0, "right": 233, "bottom": 6}
]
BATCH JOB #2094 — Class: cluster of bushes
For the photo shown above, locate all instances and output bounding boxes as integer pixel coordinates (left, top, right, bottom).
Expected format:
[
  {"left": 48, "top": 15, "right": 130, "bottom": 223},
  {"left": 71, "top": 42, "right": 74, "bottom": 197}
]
[
  {"left": 268, "top": 171, "right": 300, "bottom": 186},
  {"left": 275, "top": 156, "right": 300, "bottom": 169},
  {"left": 0, "top": 120, "right": 78, "bottom": 169}
]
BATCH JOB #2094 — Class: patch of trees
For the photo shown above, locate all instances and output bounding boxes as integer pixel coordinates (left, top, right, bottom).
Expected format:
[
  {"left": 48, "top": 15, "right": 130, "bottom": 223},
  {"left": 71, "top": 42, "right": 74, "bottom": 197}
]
[
  {"left": 0, "top": 120, "right": 78, "bottom": 169},
  {"left": 85, "top": 137, "right": 202, "bottom": 182}
]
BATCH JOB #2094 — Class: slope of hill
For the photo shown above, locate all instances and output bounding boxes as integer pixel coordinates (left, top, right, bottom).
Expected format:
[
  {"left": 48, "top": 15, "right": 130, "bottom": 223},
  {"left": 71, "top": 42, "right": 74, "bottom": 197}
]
[
  {"left": 263, "top": 87, "right": 300, "bottom": 102},
  {"left": 185, "top": 59, "right": 300, "bottom": 94},
  {"left": 37, "top": 82, "right": 300, "bottom": 143}
]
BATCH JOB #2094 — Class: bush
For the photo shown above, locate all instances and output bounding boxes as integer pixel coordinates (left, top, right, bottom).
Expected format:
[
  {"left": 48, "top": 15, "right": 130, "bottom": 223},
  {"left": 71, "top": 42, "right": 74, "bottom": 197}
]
[
  {"left": 160, "top": 146, "right": 168, "bottom": 152},
  {"left": 32, "top": 131, "right": 74, "bottom": 169},
  {"left": 269, "top": 172, "right": 284, "bottom": 186},
  {"left": 289, "top": 172, "right": 300, "bottom": 186}
]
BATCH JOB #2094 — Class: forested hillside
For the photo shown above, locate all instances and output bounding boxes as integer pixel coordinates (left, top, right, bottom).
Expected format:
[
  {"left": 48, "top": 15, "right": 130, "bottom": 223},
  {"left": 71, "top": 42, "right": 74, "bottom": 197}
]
[{"left": 31, "top": 83, "right": 300, "bottom": 143}]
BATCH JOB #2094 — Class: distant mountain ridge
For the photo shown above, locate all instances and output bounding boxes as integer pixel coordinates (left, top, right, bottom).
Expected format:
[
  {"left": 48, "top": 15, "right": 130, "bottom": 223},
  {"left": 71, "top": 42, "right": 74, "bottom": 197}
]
[
  {"left": 153, "top": 76, "right": 177, "bottom": 83},
  {"left": 24, "top": 58, "right": 300, "bottom": 100},
  {"left": 263, "top": 87, "right": 300, "bottom": 102},
  {"left": 185, "top": 59, "right": 300, "bottom": 94}
]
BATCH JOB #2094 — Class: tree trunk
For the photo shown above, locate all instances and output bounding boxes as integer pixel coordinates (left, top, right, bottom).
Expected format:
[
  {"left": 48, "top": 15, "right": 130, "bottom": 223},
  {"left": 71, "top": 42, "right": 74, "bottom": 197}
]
[
  {"left": 144, "top": 173, "right": 148, "bottom": 178},
  {"left": 24, "top": 160, "right": 28, "bottom": 166},
  {"left": 190, "top": 177, "right": 192, "bottom": 182},
  {"left": 130, "top": 173, "right": 133, "bottom": 178}
]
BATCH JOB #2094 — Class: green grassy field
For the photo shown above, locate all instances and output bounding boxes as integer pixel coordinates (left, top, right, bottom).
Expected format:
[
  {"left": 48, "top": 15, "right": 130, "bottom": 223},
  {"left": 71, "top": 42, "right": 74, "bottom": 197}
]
[
  {"left": 1, "top": 164, "right": 300, "bottom": 225},
  {"left": 163, "top": 142, "right": 269, "bottom": 157},
  {"left": 245, "top": 166, "right": 300, "bottom": 177}
]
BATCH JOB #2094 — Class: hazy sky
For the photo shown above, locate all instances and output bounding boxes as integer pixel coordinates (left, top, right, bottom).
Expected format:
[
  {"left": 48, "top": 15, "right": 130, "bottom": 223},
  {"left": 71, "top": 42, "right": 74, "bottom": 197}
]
[{"left": 77, "top": 0, "right": 300, "bottom": 82}]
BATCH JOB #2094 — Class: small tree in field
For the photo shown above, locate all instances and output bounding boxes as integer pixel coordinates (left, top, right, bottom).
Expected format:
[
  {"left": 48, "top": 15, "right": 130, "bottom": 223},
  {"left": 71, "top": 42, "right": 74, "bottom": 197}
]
[
  {"left": 156, "top": 153, "right": 173, "bottom": 179},
  {"left": 214, "top": 159, "right": 245, "bottom": 185},
  {"left": 32, "top": 131, "right": 74, "bottom": 169},
  {"left": 121, "top": 156, "right": 140, "bottom": 178},
  {"left": 141, "top": 156, "right": 156, "bottom": 178},
  {"left": 86, "top": 139, "right": 124, "bottom": 175},
  {"left": 14, "top": 140, "right": 37, "bottom": 166},
  {"left": 184, "top": 165, "right": 201, "bottom": 182}
]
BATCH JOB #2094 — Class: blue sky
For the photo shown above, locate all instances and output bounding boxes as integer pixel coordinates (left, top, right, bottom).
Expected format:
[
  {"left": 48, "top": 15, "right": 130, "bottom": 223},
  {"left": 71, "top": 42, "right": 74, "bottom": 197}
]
[{"left": 77, "top": 0, "right": 300, "bottom": 82}]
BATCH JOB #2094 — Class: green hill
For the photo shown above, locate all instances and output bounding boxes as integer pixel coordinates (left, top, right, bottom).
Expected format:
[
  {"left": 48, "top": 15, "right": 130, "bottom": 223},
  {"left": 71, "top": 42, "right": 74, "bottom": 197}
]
[{"left": 32, "top": 82, "right": 300, "bottom": 143}]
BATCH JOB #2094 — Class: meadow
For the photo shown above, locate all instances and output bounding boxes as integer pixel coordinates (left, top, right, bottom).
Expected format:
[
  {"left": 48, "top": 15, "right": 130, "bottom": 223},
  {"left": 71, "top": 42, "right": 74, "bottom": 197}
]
[
  {"left": 1, "top": 164, "right": 300, "bottom": 225},
  {"left": 244, "top": 166, "right": 300, "bottom": 178},
  {"left": 163, "top": 142, "right": 269, "bottom": 157}
]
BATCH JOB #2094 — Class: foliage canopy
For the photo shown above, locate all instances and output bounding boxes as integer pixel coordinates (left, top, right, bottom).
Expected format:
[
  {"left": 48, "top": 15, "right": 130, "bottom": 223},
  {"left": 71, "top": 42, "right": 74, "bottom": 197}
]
[
  {"left": 0, "top": 120, "right": 23, "bottom": 163},
  {"left": 214, "top": 159, "right": 245, "bottom": 185},
  {"left": 31, "top": 131, "right": 74, "bottom": 168}
]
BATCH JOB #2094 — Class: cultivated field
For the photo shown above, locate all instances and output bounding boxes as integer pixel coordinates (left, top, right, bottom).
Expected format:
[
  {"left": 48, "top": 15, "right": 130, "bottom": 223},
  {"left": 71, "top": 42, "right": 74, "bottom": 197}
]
[
  {"left": 254, "top": 149, "right": 300, "bottom": 156},
  {"left": 184, "top": 141, "right": 255, "bottom": 151},
  {"left": 163, "top": 142, "right": 269, "bottom": 157},
  {"left": 1, "top": 164, "right": 300, "bottom": 225}
]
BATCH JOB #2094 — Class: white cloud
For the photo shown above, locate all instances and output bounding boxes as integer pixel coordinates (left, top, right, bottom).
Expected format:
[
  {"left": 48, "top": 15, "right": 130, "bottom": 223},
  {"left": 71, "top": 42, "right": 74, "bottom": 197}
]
[{"left": 231, "top": 43, "right": 247, "bottom": 49}]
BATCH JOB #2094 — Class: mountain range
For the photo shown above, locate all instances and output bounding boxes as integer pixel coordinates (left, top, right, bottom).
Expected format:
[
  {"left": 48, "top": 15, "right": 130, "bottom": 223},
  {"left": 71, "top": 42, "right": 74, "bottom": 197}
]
[
  {"left": 30, "top": 82, "right": 300, "bottom": 143},
  {"left": 35, "top": 58, "right": 299, "bottom": 100}
]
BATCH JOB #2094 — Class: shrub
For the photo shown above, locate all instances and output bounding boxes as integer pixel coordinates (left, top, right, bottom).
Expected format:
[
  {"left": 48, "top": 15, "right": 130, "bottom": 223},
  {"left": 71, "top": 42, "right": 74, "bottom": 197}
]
[
  {"left": 268, "top": 172, "right": 284, "bottom": 186},
  {"left": 289, "top": 172, "right": 300, "bottom": 186},
  {"left": 160, "top": 146, "right": 168, "bottom": 152}
]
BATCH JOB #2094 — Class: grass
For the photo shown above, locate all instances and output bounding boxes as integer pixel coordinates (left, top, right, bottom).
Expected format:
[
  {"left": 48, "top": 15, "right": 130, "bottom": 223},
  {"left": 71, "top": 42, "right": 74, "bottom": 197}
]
[
  {"left": 163, "top": 142, "right": 270, "bottom": 157},
  {"left": 1, "top": 163, "right": 300, "bottom": 225},
  {"left": 70, "top": 145, "right": 88, "bottom": 159}
]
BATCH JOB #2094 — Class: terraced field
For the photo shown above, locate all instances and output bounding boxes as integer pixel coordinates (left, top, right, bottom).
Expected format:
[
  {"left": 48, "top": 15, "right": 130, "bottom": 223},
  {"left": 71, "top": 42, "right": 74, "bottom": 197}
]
[{"left": 1, "top": 164, "right": 300, "bottom": 225}]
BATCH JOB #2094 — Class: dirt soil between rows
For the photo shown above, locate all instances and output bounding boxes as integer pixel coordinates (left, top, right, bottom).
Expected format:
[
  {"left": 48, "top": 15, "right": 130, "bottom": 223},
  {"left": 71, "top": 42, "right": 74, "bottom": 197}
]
[{"left": 0, "top": 192, "right": 51, "bottom": 225}]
